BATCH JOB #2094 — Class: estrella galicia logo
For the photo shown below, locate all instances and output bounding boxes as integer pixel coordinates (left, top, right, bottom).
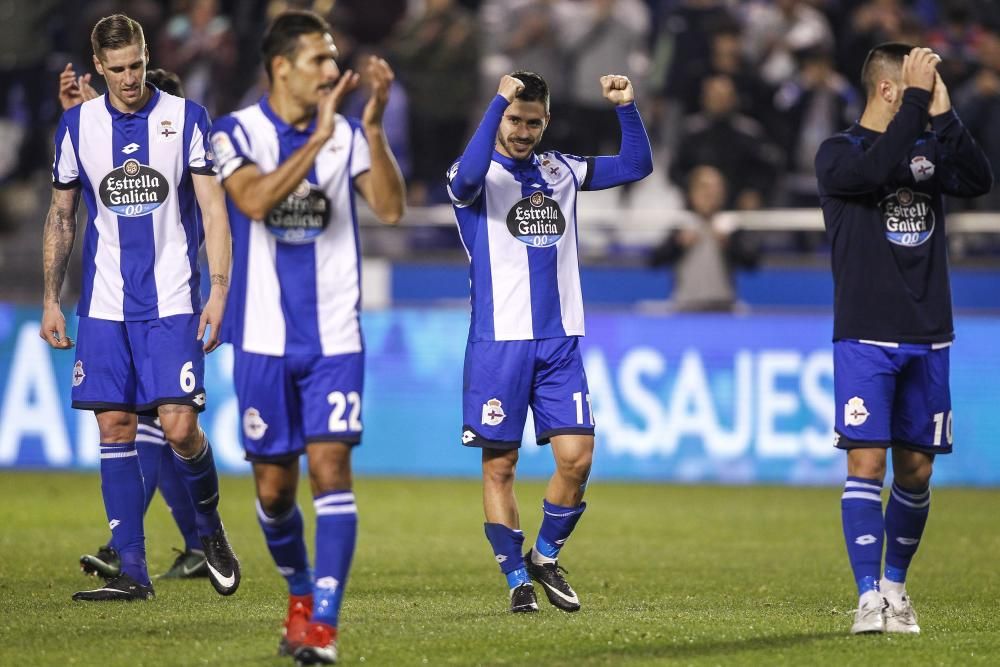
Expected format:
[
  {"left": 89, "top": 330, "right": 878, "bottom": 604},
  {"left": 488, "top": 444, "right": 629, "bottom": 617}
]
[
  {"left": 265, "top": 180, "right": 331, "bottom": 244},
  {"left": 101, "top": 158, "right": 170, "bottom": 216},
  {"left": 880, "top": 187, "right": 935, "bottom": 247},
  {"left": 505, "top": 191, "right": 566, "bottom": 247}
]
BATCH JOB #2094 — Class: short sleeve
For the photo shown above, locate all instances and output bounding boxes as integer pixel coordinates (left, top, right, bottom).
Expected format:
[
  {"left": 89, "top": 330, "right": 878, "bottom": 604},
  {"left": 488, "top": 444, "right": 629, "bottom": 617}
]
[
  {"left": 186, "top": 101, "right": 214, "bottom": 175},
  {"left": 210, "top": 115, "right": 255, "bottom": 181},
  {"left": 446, "top": 158, "right": 481, "bottom": 208},
  {"left": 52, "top": 111, "right": 80, "bottom": 189}
]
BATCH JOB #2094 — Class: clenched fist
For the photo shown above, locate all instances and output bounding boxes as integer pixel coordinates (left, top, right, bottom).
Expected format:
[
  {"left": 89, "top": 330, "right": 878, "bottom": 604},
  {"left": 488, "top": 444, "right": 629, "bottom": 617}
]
[
  {"left": 498, "top": 75, "right": 525, "bottom": 103},
  {"left": 601, "top": 75, "right": 634, "bottom": 106}
]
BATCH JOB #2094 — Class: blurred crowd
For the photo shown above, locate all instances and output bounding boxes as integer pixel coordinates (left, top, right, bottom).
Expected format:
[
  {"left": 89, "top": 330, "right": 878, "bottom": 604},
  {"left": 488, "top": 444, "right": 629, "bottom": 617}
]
[{"left": 2, "top": 0, "right": 1000, "bottom": 266}]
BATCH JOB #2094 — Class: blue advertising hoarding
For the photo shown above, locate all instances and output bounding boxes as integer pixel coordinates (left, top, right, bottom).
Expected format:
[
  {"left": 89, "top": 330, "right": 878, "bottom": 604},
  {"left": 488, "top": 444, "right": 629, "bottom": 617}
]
[{"left": 1, "top": 305, "right": 998, "bottom": 485}]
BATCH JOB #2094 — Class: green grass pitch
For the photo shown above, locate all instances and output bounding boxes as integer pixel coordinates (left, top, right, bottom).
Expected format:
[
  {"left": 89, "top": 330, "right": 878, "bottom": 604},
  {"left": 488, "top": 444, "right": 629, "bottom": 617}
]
[{"left": 1, "top": 472, "right": 997, "bottom": 666}]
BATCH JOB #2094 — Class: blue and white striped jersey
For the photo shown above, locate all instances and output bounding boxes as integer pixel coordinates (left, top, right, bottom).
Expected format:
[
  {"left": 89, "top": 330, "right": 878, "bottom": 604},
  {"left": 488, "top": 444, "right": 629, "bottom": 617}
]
[
  {"left": 52, "top": 86, "right": 214, "bottom": 321},
  {"left": 449, "top": 149, "right": 589, "bottom": 341},
  {"left": 448, "top": 96, "right": 652, "bottom": 342},
  {"left": 210, "top": 98, "right": 371, "bottom": 357}
]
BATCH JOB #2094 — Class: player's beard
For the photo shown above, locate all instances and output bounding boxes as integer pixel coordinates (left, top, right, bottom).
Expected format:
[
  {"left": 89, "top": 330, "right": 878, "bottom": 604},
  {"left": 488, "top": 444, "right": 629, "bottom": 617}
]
[{"left": 499, "top": 133, "right": 539, "bottom": 160}]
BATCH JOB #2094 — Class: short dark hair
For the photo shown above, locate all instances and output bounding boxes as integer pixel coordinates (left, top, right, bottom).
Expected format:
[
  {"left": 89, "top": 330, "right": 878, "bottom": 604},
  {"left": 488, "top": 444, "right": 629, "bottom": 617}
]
[
  {"left": 91, "top": 14, "right": 145, "bottom": 58},
  {"left": 261, "top": 10, "right": 332, "bottom": 81},
  {"left": 861, "top": 42, "right": 914, "bottom": 98},
  {"left": 511, "top": 71, "right": 550, "bottom": 111},
  {"left": 146, "top": 68, "right": 184, "bottom": 97}
]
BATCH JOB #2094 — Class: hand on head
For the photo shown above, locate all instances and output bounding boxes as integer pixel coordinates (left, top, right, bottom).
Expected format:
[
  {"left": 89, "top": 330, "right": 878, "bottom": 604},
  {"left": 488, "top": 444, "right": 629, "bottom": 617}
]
[
  {"left": 929, "top": 70, "right": 951, "bottom": 116},
  {"left": 498, "top": 75, "right": 524, "bottom": 103},
  {"left": 901, "top": 47, "right": 940, "bottom": 93}
]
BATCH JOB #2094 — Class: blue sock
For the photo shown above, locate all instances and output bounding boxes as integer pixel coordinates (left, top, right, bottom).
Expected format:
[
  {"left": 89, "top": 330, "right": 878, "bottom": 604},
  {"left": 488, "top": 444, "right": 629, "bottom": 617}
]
[
  {"left": 484, "top": 523, "right": 530, "bottom": 589},
  {"left": 171, "top": 436, "right": 222, "bottom": 536},
  {"left": 535, "top": 500, "right": 587, "bottom": 560},
  {"left": 884, "top": 481, "right": 930, "bottom": 584},
  {"left": 100, "top": 442, "right": 149, "bottom": 585},
  {"left": 256, "top": 500, "right": 312, "bottom": 596},
  {"left": 312, "top": 491, "right": 358, "bottom": 627},
  {"left": 841, "top": 476, "right": 884, "bottom": 595},
  {"left": 135, "top": 442, "right": 161, "bottom": 513},
  {"left": 159, "top": 444, "right": 201, "bottom": 551}
]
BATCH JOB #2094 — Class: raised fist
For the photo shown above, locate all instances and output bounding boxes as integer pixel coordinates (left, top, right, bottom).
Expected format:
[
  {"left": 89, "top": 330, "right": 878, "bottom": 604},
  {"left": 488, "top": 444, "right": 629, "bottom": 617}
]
[
  {"left": 498, "top": 75, "right": 525, "bottom": 103},
  {"left": 601, "top": 74, "right": 634, "bottom": 106}
]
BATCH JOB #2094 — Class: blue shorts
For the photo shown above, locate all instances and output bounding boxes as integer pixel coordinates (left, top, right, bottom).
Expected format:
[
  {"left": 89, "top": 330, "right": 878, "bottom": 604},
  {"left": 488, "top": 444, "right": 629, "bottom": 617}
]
[
  {"left": 71, "top": 315, "right": 205, "bottom": 415},
  {"left": 462, "top": 337, "right": 594, "bottom": 449},
  {"left": 834, "top": 339, "right": 953, "bottom": 454},
  {"left": 233, "top": 349, "right": 364, "bottom": 463}
]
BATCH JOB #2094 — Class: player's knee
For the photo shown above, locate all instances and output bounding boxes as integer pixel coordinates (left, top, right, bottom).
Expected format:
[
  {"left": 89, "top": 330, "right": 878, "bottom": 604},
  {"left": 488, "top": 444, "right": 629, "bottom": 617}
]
[
  {"left": 308, "top": 466, "right": 352, "bottom": 495},
  {"left": 846, "top": 448, "right": 887, "bottom": 481},
  {"left": 96, "top": 411, "right": 135, "bottom": 442},
  {"left": 257, "top": 486, "right": 297, "bottom": 517},
  {"left": 162, "top": 421, "right": 202, "bottom": 455},
  {"left": 893, "top": 453, "right": 934, "bottom": 488},
  {"left": 557, "top": 450, "right": 592, "bottom": 485},
  {"left": 483, "top": 458, "right": 517, "bottom": 487}
]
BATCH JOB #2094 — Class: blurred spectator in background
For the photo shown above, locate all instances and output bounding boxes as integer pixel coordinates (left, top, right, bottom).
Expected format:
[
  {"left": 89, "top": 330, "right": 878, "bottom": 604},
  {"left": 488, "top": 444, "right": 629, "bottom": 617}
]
[
  {"left": 0, "top": 0, "right": 62, "bottom": 184},
  {"left": 956, "top": 27, "right": 1000, "bottom": 211},
  {"left": 391, "top": 0, "right": 478, "bottom": 204},
  {"left": 479, "top": 0, "right": 570, "bottom": 149},
  {"left": 667, "top": 16, "right": 773, "bottom": 121},
  {"left": 339, "top": 41, "right": 412, "bottom": 181},
  {"left": 669, "top": 74, "right": 782, "bottom": 210},
  {"left": 329, "top": 0, "right": 407, "bottom": 45},
  {"left": 772, "top": 46, "right": 860, "bottom": 208},
  {"left": 741, "top": 0, "right": 834, "bottom": 87},
  {"left": 158, "top": 0, "right": 239, "bottom": 117},
  {"left": 650, "top": 165, "right": 757, "bottom": 312},
  {"left": 837, "top": 0, "right": 926, "bottom": 94},
  {"left": 926, "top": 0, "right": 985, "bottom": 90},
  {"left": 651, "top": 0, "right": 736, "bottom": 149},
  {"left": 556, "top": 0, "right": 650, "bottom": 157}
]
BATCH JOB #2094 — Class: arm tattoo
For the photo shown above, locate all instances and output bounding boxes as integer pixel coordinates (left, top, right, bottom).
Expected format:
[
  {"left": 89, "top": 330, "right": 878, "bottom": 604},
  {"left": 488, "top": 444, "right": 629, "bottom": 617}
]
[
  {"left": 211, "top": 273, "right": 229, "bottom": 288},
  {"left": 42, "top": 193, "right": 78, "bottom": 304}
]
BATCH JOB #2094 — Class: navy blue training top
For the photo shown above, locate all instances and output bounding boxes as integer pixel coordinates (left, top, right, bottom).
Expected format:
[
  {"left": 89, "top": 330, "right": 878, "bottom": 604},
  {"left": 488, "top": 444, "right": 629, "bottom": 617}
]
[{"left": 815, "top": 88, "right": 993, "bottom": 344}]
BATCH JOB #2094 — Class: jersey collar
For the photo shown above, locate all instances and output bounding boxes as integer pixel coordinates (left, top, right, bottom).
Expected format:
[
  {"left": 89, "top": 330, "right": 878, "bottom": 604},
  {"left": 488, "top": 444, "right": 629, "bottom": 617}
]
[
  {"left": 259, "top": 95, "right": 317, "bottom": 135},
  {"left": 105, "top": 83, "right": 160, "bottom": 119},
  {"left": 492, "top": 149, "right": 539, "bottom": 172}
]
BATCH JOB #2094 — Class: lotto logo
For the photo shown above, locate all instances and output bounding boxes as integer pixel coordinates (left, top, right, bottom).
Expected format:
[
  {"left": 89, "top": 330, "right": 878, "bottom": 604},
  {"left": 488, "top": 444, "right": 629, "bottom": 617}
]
[
  {"left": 495, "top": 554, "right": 507, "bottom": 565},
  {"left": 855, "top": 534, "right": 877, "bottom": 546},
  {"left": 316, "top": 576, "right": 339, "bottom": 591}
]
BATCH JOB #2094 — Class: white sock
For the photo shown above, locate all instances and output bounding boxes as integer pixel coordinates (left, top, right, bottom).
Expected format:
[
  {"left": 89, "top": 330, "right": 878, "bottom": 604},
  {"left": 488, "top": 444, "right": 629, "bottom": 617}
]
[
  {"left": 530, "top": 546, "right": 556, "bottom": 566},
  {"left": 880, "top": 577, "right": 906, "bottom": 598}
]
